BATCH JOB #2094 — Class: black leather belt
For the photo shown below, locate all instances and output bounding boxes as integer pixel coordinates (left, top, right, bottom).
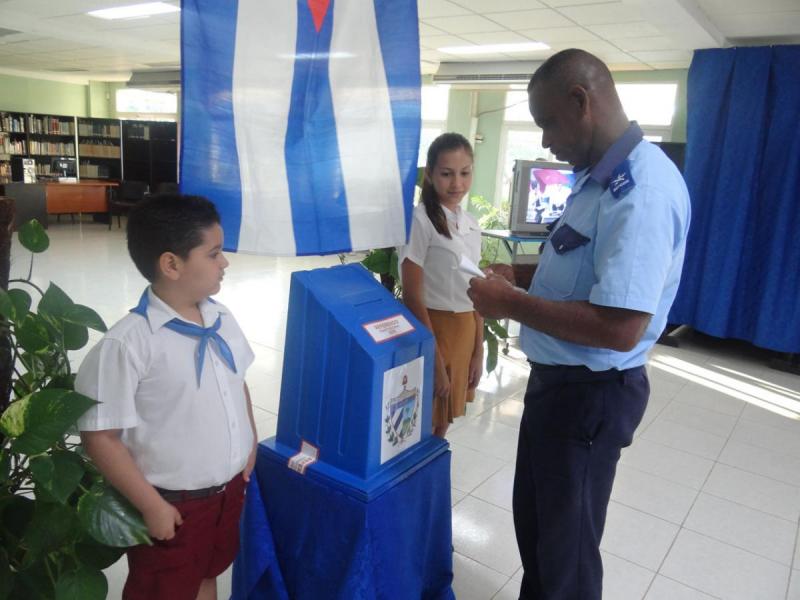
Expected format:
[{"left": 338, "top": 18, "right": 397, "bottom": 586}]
[{"left": 155, "top": 483, "right": 226, "bottom": 503}]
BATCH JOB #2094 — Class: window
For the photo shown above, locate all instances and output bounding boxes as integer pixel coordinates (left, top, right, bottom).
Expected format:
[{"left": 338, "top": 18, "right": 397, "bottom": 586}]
[
  {"left": 418, "top": 85, "right": 449, "bottom": 167},
  {"left": 116, "top": 88, "right": 178, "bottom": 117},
  {"left": 495, "top": 84, "right": 678, "bottom": 203},
  {"left": 495, "top": 91, "right": 554, "bottom": 205}
]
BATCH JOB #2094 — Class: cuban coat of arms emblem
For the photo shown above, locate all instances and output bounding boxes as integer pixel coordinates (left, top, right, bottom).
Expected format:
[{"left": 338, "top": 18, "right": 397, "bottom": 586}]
[{"left": 380, "top": 357, "right": 423, "bottom": 464}]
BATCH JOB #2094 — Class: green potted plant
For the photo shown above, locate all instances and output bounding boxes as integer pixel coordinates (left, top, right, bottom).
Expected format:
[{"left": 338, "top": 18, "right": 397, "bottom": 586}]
[{"left": 0, "top": 220, "right": 149, "bottom": 600}]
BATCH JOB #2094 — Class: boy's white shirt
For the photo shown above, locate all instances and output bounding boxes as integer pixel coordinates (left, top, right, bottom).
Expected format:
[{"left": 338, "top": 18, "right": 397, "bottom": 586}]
[{"left": 76, "top": 287, "right": 255, "bottom": 490}]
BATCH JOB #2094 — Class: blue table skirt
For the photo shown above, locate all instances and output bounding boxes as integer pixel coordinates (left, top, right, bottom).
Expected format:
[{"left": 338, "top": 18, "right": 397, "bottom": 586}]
[{"left": 232, "top": 443, "right": 455, "bottom": 600}]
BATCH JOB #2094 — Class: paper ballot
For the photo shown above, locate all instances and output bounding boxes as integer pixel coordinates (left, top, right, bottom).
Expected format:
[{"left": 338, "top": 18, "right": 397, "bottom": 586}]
[{"left": 457, "top": 254, "right": 486, "bottom": 279}]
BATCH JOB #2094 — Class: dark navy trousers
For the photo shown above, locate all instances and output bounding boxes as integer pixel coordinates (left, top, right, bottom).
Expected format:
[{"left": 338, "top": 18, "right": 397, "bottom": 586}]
[{"left": 513, "top": 364, "right": 649, "bottom": 600}]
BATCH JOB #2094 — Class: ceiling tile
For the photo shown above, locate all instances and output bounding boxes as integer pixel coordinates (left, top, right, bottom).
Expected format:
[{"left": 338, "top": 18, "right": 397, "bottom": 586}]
[
  {"left": 453, "top": 0, "right": 546, "bottom": 11},
  {"left": 615, "top": 36, "right": 678, "bottom": 52},
  {"left": 457, "top": 31, "right": 530, "bottom": 45},
  {"left": 425, "top": 14, "right": 507, "bottom": 34},
  {"left": 487, "top": 9, "right": 575, "bottom": 29},
  {"left": 418, "top": 0, "right": 473, "bottom": 19},
  {"left": 542, "top": 0, "right": 621, "bottom": 6},
  {"left": 419, "top": 22, "right": 448, "bottom": 36},
  {"left": 587, "top": 21, "right": 664, "bottom": 39},
  {"left": 419, "top": 34, "right": 472, "bottom": 50},
  {"left": 557, "top": 2, "right": 643, "bottom": 26},
  {"left": 518, "top": 26, "right": 600, "bottom": 43},
  {"left": 631, "top": 49, "right": 693, "bottom": 63}
]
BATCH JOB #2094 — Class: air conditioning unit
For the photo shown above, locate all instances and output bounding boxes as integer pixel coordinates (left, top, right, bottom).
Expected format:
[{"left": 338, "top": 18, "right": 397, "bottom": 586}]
[
  {"left": 432, "top": 61, "right": 542, "bottom": 85},
  {"left": 127, "top": 69, "right": 181, "bottom": 90}
]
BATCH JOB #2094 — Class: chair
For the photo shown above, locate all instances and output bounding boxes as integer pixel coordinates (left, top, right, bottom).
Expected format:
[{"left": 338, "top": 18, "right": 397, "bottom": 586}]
[
  {"left": 154, "top": 182, "right": 179, "bottom": 195},
  {"left": 108, "top": 180, "right": 148, "bottom": 229}
]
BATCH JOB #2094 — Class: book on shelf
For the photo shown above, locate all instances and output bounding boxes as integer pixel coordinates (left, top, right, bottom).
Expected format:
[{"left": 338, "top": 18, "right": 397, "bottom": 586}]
[
  {"left": 78, "top": 142, "right": 121, "bottom": 158},
  {"left": 0, "top": 113, "right": 25, "bottom": 133},
  {"left": 28, "top": 140, "right": 75, "bottom": 156},
  {"left": 27, "top": 115, "right": 74, "bottom": 136},
  {"left": 78, "top": 122, "right": 121, "bottom": 138}
]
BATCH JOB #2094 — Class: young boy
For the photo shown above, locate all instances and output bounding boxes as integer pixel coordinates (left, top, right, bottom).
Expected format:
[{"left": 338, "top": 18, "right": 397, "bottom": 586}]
[{"left": 76, "top": 194, "right": 258, "bottom": 600}]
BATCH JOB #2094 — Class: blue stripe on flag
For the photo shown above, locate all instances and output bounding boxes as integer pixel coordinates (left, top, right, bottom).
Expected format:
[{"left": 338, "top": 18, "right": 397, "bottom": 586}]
[
  {"left": 285, "top": 1, "right": 351, "bottom": 255},
  {"left": 373, "top": 0, "right": 422, "bottom": 244},
  {"left": 180, "top": 0, "right": 243, "bottom": 252}
]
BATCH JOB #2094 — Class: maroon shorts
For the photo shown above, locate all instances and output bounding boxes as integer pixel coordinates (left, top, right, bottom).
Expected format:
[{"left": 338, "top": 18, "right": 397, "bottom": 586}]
[{"left": 123, "top": 474, "right": 246, "bottom": 600}]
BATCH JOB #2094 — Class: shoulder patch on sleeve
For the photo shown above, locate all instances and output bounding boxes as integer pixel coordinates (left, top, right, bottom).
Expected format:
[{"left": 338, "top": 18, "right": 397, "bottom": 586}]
[{"left": 609, "top": 159, "right": 636, "bottom": 199}]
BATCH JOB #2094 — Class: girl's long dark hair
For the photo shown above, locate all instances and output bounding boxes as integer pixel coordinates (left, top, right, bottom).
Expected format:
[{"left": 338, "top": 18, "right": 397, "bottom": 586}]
[{"left": 421, "top": 132, "right": 473, "bottom": 239}]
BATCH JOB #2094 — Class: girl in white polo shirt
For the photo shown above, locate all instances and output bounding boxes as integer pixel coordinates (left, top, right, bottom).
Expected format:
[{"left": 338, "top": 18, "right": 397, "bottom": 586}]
[{"left": 400, "top": 133, "right": 483, "bottom": 438}]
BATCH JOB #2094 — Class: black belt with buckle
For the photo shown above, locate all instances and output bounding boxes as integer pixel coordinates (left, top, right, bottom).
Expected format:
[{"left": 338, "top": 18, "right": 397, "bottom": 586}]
[{"left": 155, "top": 483, "right": 226, "bottom": 503}]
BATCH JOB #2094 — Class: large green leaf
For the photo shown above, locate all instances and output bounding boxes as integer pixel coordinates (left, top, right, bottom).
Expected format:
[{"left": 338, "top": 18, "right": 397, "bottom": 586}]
[
  {"left": 486, "top": 319, "right": 509, "bottom": 339},
  {"left": 77, "top": 483, "right": 151, "bottom": 548},
  {"left": 0, "top": 397, "right": 29, "bottom": 437},
  {"left": 54, "top": 567, "right": 107, "bottom": 600},
  {"left": 485, "top": 333, "right": 499, "bottom": 374},
  {"left": 9, "top": 389, "right": 96, "bottom": 455},
  {"left": 7, "top": 289, "right": 31, "bottom": 324},
  {"left": 0, "top": 291, "right": 12, "bottom": 322},
  {"left": 62, "top": 323, "right": 89, "bottom": 351},
  {"left": 0, "top": 453, "right": 9, "bottom": 482},
  {"left": 30, "top": 453, "right": 85, "bottom": 504},
  {"left": 15, "top": 315, "right": 50, "bottom": 354},
  {"left": 37, "top": 283, "right": 73, "bottom": 320},
  {"left": 62, "top": 305, "right": 106, "bottom": 333},
  {"left": 20, "top": 503, "right": 80, "bottom": 565},
  {"left": 361, "top": 249, "right": 391, "bottom": 275},
  {"left": 74, "top": 540, "right": 126, "bottom": 571},
  {"left": 389, "top": 250, "right": 400, "bottom": 284},
  {"left": 17, "top": 220, "right": 49, "bottom": 254}
]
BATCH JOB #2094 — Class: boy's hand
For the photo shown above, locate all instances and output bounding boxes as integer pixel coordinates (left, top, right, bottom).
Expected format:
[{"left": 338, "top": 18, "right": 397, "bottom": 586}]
[
  {"left": 243, "top": 442, "right": 257, "bottom": 483},
  {"left": 144, "top": 499, "right": 183, "bottom": 541}
]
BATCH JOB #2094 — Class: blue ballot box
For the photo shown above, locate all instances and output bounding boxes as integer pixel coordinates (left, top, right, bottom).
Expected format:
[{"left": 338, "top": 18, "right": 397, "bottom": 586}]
[{"left": 265, "top": 263, "right": 445, "bottom": 500}]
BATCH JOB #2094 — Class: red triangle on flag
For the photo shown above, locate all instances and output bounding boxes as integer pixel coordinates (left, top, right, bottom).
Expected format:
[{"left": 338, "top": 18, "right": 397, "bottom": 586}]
[{"left": 308, "top": 0, "right": 331, "bottom": 33}]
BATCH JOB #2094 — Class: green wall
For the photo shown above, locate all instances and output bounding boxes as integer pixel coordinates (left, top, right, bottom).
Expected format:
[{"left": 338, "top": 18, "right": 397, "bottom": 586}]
[{"left": 0, "top": 73, "right": 89, "bottom": 117}]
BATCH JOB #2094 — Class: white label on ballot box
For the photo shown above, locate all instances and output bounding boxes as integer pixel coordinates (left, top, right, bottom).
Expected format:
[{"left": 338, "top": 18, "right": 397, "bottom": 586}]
[
  {"left": 288, "top": 440, "right": 319, "bottom": 475},
  {"left": 363, "top": 313, "right": 415, "bottom": 343},
  {"left": 380, "top": 357, "right": 423, "bottom": 464}
]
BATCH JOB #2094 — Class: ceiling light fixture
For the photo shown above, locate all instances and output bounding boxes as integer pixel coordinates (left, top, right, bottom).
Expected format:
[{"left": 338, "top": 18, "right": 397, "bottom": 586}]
[
  {"left": 88, "top": 2, "right": 179, "bottom": 20},
  {"left": 438, "top": 41, "right": 550, "bottom": 55}
]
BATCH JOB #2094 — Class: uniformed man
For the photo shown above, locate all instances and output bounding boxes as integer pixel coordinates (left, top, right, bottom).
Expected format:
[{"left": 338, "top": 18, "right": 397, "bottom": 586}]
[{"left": 467, "top": 49, "right": 691, "bottom": 600}]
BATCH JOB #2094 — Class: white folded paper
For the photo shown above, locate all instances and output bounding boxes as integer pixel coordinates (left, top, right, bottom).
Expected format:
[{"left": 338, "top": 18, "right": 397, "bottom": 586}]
[{"left": 457, "top": 254, "right": 486, "bottom": 279}]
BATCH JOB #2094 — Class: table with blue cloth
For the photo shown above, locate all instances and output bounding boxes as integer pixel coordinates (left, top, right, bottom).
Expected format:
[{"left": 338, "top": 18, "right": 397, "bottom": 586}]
[{"left": 232, "top": 442, "right": 455, "bottom": 600}]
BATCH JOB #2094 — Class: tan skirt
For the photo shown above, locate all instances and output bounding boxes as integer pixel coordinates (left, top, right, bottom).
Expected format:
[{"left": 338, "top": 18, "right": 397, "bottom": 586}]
[{"left": 427, "top": 309, "right": 478, "bottom": 428}]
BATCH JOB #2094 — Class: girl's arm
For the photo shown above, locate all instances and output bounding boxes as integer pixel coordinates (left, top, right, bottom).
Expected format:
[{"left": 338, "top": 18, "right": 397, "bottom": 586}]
[{"left": 401, "top": 258, "right": 450, "bottom": 400}]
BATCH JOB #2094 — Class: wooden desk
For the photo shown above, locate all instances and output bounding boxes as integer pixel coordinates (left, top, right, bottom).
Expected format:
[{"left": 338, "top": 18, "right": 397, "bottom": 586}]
[
  {"left": 2, "top": 182, "right": 118, "bottom": 224},
  {"left": 43, "top": 182, "right": 116, "bottom": 214}
]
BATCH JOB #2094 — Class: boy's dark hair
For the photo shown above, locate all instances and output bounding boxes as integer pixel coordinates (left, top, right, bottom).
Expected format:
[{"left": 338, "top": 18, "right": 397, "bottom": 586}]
[{"left": 127, "top": 194, "right": 221, "bottom": 282}]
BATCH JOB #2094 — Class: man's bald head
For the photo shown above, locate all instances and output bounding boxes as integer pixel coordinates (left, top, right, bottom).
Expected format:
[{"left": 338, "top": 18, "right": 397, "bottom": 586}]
[
  {"left": 528, "top": 49, "right": 617, "bottom": 100},
  {"left": 526, "top": 49, "right": 629, "bottom": 169}
]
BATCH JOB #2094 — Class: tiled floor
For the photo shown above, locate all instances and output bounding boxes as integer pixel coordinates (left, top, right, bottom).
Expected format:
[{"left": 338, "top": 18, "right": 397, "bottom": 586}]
[{"left": 11, "top": 221, "right": 800, "bottom": 599}]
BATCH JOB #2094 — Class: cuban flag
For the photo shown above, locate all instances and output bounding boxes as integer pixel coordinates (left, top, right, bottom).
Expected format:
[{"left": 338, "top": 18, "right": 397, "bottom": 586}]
[{"left": 180, "top": 0, "right": 421, "bottom": 256}]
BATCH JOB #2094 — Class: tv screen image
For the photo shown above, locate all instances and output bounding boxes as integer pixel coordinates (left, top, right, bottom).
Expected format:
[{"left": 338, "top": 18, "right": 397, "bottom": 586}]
[
  {"left": 509, "top": 160, "right": 574, "bottom": 236},
  {"left": 527, "top": 167, "right": 576, "bottom": 225}
]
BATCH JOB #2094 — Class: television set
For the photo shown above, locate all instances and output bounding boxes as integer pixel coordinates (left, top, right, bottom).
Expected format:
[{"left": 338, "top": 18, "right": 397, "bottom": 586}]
[{"left": 509, "top": 159, "right": 575, "bottom": 236}]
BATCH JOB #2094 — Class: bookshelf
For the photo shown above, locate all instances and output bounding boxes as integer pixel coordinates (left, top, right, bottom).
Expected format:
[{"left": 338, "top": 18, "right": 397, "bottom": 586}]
[
  {"left": 0, "top": 111, "right": 28, "bottom": 184},
  {"left": 77, "top": 117, "right": 121, "bottom": 180},
  {"left": 122, "top": 120, "right": 177, "bottom": 191},
  {"left": 1, "top": 110, "right": 177, "bottom": 187},
  {"left": 26, "top": 113, "right": 76, "bottom": 177}
]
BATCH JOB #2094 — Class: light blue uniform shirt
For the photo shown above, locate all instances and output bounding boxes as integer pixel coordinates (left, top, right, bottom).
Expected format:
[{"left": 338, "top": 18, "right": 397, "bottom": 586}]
[{"left": 520, "top": 123, "right": 691, "bottom": 371}]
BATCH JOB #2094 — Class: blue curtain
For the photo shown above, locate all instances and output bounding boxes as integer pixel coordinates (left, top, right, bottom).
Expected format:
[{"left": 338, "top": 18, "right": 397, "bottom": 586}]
[{"left": 668, "top": 46, "right": 800, "bottom": 353}]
